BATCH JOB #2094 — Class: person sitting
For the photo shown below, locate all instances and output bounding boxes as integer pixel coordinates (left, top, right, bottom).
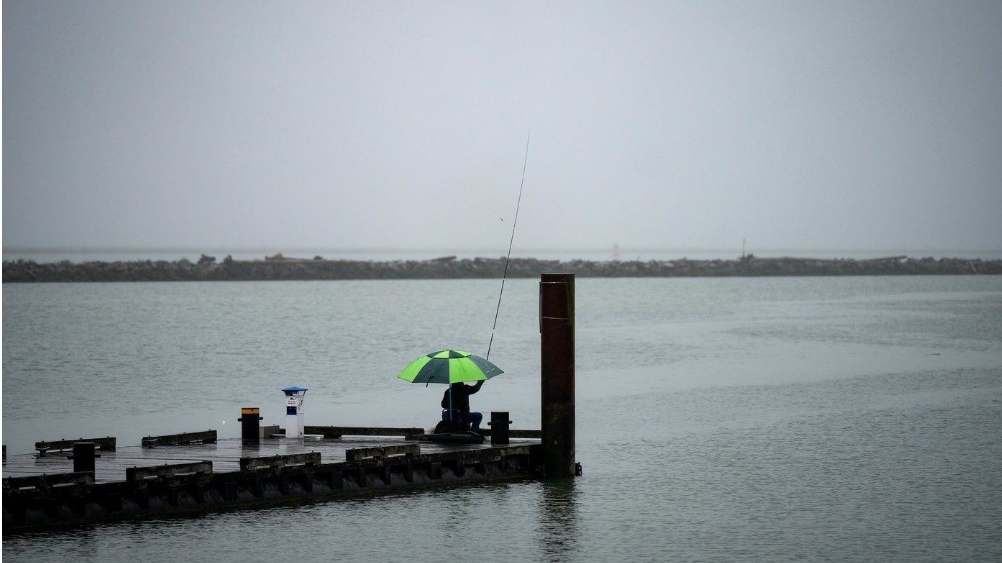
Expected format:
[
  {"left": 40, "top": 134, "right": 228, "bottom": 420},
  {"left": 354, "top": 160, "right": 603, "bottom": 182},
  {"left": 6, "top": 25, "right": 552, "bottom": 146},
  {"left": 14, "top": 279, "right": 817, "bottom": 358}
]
[{"left": 440, "top": 380, "right": 484, "bottom": 431}]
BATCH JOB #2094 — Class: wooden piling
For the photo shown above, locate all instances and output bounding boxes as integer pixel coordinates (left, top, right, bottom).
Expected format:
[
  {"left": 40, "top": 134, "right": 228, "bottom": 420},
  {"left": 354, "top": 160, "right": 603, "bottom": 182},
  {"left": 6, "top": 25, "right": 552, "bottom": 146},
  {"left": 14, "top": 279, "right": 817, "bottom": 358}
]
[{"left": 539, "top": 273, "right": 576, "bottom": 478}]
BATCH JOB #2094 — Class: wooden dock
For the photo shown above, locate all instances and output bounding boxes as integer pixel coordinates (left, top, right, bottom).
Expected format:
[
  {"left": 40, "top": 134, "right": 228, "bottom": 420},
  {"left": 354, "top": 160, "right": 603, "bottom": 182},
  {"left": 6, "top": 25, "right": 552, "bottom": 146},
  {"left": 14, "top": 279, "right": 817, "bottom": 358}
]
[
  {"left": 2, "top": 427, "right": 543, "bottom": 535},
  {"left": 4, "top": 432, "right": 538, "bottom": 483}
]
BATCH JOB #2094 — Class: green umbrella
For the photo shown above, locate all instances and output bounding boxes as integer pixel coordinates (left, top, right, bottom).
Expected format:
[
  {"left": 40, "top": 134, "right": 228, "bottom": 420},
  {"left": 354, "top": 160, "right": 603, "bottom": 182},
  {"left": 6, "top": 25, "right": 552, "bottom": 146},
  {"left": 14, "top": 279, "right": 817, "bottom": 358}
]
[
  {"left": 398, "top": 349, "right": 503, "bottom": 424},
  {"left": 397, "top": 349, "right": 503, "bottom": 385}
]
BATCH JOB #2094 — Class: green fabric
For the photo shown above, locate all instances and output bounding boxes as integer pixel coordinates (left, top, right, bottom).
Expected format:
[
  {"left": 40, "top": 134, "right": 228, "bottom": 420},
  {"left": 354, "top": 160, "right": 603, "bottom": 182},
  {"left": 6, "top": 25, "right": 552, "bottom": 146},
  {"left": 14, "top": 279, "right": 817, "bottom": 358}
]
[{"left": 397, "top": 349, "right": 503, "bottom": 385}]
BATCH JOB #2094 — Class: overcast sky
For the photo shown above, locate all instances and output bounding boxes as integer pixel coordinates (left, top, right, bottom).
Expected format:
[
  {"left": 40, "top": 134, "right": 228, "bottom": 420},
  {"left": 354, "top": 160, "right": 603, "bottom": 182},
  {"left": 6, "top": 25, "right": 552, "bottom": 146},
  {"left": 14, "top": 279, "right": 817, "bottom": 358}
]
[{"left": 4, "top": 0, "right": 1001, "bottom": 257}]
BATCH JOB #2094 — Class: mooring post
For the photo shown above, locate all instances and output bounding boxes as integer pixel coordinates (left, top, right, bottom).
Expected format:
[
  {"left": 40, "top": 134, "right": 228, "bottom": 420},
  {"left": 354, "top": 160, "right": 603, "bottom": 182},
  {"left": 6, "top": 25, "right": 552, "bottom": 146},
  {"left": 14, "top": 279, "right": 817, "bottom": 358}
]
[
  {"left": 72, "top": 441, "right": 96, "bottom": 474},
  {"left": 490, "top": 411, "right": 512, "bottom": 445},
  {"left": 239, "top": 407, "right": 263, "bottom": 443},
  {"left": 539, "top": 273, "right": 576, "bottom": 478}
]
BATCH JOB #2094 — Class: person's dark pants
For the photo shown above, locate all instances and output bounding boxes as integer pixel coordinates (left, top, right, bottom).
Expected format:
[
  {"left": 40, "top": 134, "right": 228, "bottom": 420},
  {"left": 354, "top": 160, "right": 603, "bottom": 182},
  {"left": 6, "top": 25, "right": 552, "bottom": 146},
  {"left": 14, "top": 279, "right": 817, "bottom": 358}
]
[{"left": 462, "top": 412, "right": 483, "bottom": 431}]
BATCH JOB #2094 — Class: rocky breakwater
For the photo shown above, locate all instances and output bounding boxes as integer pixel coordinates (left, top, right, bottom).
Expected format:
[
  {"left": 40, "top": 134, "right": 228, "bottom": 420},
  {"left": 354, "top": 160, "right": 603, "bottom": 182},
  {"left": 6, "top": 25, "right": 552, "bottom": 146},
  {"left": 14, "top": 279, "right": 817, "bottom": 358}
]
[{"left": 3, "top": 254, "right": 1001, "bottom": 283}]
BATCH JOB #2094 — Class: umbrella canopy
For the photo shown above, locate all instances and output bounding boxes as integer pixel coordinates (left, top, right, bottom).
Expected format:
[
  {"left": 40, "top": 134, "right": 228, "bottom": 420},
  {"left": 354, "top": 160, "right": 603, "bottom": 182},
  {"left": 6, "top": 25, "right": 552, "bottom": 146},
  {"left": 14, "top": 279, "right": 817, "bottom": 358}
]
[{"left": 397, "top": 349, "right": 503, "bottom": 385}]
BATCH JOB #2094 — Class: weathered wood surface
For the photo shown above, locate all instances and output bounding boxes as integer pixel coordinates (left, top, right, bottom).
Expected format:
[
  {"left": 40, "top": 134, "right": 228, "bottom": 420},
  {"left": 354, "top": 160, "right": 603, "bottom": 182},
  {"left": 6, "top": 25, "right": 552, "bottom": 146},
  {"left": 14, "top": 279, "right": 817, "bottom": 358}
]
[
  {"left": 35, "top": 437, "right": 117, "bottom": 456},
  {"left": 305, "top": 426, "right": 426, "bottom": 439},
  {"left": 345, "top": 444, "right": 420, "bottom": 461},
  {"left": 481, "top": 429, "right": 541, "bottom": 439},
  {"left": 4, "top": 433, "right": 538, "bottom": 484},
  {"left": 126, "top": 461, "right": 214, "bottom": 481},
  {"left": 239, "top": 452, "right": 321, "bottom": 471},
  {"left": 3, "top": 435, "right": 542, "bottom": 534},
  {"left": 142, "top": 430, "right": 217, "bottom": 448},
  {"left": 3, "top": 471, "right": 95, "bottom": 490},
  {"left": 304, "top": 425, "right": 541, "bottom": 440}
]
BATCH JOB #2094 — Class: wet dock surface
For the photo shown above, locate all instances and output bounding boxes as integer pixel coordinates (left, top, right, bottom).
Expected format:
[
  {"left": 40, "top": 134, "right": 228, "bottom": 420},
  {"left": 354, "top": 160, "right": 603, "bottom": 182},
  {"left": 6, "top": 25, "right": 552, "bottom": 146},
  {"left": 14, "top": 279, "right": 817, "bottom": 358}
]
[
  {"left": 3, "top": 434, "right": 538, "bottom": 483},
  {"left": 3, "top": 428, "right": 544, "bottom": 534}
]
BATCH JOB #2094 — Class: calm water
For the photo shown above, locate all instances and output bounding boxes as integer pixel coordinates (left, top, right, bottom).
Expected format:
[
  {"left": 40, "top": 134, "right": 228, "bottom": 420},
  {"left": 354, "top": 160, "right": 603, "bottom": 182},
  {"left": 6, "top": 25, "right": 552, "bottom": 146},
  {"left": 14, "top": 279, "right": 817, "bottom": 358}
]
[{"left": 3, "top": 276, "right": 1002, "bottom": 562}]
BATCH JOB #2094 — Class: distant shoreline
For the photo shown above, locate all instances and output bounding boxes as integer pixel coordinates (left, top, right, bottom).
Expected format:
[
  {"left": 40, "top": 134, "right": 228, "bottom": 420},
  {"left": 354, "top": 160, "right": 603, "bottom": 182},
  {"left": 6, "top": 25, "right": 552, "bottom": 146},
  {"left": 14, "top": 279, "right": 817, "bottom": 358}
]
[
  {"left": 4, "top": 254, "right": 1001, "bottom": 282},
  {"left": 6, "top": 246, "right": 1002, "bottom": 263}
]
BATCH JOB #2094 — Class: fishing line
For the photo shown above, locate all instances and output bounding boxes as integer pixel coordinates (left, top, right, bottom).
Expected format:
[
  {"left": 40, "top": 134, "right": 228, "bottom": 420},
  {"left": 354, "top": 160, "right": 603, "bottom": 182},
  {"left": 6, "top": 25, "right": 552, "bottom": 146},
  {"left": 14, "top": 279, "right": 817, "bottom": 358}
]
[{"left": 486, "top": 129, "right": 530, "bottom": 361}]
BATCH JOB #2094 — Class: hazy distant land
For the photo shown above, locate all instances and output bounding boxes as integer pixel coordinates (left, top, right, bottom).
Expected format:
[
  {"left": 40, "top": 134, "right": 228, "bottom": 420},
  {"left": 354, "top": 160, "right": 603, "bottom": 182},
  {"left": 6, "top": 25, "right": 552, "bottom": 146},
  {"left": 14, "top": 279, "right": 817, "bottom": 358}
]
[{"left": 4, "top": 253, "right": 1001, "bottom": 282}]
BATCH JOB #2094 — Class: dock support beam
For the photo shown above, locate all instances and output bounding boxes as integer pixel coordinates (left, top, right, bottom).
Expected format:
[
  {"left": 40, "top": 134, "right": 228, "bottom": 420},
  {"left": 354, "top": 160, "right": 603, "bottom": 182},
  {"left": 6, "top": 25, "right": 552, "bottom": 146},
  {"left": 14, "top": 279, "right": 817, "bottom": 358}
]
[{"left": 539, "top": 273, "right": 576, "bottom": 478}]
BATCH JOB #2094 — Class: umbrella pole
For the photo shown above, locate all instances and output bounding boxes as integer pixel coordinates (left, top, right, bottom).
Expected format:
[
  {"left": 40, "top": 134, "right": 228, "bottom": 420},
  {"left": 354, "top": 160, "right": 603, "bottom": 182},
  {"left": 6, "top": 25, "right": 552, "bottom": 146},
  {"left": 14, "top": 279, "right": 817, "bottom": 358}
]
[{"left": 449, "top": 387, "right": 454, "bottom": 421}]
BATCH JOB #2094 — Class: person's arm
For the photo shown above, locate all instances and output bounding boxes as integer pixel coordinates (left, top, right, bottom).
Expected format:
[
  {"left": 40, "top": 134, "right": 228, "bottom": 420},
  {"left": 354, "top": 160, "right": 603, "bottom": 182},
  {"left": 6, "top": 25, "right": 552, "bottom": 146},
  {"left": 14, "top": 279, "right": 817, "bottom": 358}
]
[{"left": 470, "top": 380, "right": 484, "bottom": 393}]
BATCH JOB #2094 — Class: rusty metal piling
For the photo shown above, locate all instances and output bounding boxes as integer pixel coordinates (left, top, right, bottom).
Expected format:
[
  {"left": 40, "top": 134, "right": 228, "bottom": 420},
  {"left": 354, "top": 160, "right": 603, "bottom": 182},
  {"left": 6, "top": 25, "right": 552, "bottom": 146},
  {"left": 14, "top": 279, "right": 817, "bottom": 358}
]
[{"left": 539, "top": 273, "right": 576, "bottom": 478}]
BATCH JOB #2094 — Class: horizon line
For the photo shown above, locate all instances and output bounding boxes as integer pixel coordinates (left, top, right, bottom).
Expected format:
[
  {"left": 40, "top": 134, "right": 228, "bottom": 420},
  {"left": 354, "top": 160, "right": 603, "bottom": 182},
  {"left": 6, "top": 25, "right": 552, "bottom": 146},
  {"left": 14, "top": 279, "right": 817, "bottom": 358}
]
[{"left": 4, "top": 245, "right": 1002, "bottom": 257}]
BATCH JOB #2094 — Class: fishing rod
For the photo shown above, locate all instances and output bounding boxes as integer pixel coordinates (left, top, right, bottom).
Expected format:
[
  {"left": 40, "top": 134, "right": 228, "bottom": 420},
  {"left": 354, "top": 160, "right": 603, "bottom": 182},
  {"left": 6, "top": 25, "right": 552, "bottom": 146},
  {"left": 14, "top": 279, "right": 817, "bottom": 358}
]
[{"left": 486, "top": 129, "right": 530, "bottom": 362}]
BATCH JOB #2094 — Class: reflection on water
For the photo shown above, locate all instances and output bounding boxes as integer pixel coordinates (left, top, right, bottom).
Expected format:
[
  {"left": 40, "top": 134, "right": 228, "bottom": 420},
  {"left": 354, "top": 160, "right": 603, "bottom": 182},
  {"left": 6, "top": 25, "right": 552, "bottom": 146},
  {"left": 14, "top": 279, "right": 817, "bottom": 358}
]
[{"left": 537, "top": 480, "right": 580, "bottom": 562}]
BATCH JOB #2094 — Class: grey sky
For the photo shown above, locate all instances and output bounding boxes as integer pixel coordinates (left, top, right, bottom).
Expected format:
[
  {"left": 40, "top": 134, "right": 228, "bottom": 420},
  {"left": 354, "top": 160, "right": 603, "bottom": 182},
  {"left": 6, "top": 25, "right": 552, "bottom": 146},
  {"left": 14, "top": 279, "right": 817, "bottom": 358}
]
[{"left": 4, "top": 1, "right": 1001, "bottom": 256}]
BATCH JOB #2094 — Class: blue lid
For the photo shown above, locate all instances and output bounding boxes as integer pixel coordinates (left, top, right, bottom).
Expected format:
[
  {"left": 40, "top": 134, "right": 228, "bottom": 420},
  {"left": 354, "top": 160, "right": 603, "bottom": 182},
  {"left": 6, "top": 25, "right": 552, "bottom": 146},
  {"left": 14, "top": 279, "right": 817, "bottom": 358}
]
[{"left": 281, "top": 386, "right": 309, "bottom": 392}]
